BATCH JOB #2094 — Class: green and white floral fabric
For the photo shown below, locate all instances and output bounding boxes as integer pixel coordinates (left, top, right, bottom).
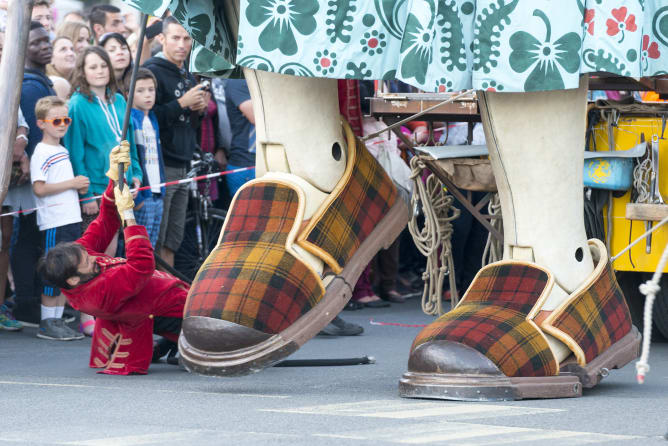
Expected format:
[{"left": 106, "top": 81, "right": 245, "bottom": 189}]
[{"left": 124, "top": 0, "right": 668, "bottom": 92}]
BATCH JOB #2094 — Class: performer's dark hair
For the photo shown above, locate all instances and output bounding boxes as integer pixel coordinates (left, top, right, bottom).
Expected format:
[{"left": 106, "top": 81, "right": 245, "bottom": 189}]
[{"left": 38, "top": 242, "right": 85, "bottom": 290}]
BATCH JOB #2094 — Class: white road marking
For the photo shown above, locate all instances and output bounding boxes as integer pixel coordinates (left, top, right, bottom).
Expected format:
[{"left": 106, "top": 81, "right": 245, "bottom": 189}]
[
  {"left": 4, "top": 430, "right": 301, "bottom": 446},
  {"left": 60, "top": 431, "right": 207, "bottom": 446},
  {"left": 0, "top": 380, "right": 288, "bottom": 398},
  {"left": 313, "top": 421, "right": 642, "bottom": 445},
  {"left": 262, "top": 399, "right": 562, "bottom": 420}
]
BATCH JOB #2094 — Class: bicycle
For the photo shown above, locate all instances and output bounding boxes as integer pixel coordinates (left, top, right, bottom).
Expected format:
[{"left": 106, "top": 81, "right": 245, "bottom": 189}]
[{"left": 155, "top": 152, "right": 227, "bottom": 283}]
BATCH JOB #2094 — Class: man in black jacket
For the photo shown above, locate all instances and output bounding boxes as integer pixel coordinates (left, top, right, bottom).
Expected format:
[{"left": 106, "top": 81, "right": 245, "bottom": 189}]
[{"left": 143, "top": 16, "right": 209, "bottom": 267}]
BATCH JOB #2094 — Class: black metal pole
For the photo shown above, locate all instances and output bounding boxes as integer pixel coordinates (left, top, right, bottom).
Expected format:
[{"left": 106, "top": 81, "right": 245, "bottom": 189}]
[
  {"left": 118, "top": 13, "right": 149, "bottom": 191},
  {"left": 274, "top": 356, "right": 376, "bottom": 367}
]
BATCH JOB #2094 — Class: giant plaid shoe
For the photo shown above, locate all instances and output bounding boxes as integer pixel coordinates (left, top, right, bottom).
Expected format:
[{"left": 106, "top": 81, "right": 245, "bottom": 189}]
[
  {"left": 179, "top": 123, "right": 408, "bottom": 376},
  {"left": 400, "top": 239, "right": 640, "bottom": 400}
]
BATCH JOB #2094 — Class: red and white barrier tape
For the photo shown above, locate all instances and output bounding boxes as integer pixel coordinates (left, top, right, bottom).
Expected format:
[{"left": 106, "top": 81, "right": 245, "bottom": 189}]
[
  {"left": 369, "top": 318, "right": 427, "bottom": 328},
  {"left": 0, "top": 166, "right": 254, "bottom": 218}
]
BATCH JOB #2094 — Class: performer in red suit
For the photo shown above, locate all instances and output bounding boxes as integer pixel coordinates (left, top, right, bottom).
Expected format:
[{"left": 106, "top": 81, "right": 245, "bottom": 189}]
[{"left": 39, "top": 143, "right": 188, "bottom": 375}]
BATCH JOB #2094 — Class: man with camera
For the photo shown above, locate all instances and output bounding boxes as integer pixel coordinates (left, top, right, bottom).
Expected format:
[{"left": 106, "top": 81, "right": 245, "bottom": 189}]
[{"left": 143, "top": 16, "right": 210, "bottom": 268}]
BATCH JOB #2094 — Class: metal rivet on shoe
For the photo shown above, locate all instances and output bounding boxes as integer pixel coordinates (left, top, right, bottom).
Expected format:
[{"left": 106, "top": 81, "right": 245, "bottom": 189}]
[
  {"left": 332, "top": 142, "right": 342, "bottom": 161},
  {"left": 599, "top": 368, "right": 610, "bottom": 378}
]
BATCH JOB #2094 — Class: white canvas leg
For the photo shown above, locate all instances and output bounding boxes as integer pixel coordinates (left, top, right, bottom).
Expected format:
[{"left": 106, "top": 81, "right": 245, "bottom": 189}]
[
  {"left": 240, "top": 68, "right": 352, "bottom": 275},
  {"left": 479, "top": 78, "right": 593, "bottom": 362},
  {"left": 479, "top": 77, "right": 594, "bottom": 293},
  {"left": 244, "top": 68, "right": 347, "bottom": 193}
]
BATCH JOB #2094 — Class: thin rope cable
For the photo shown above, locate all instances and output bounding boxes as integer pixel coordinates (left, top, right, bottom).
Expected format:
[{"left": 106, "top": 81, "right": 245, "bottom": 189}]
[
  {"left": 635, "top": 240, "right": 668, "bottom": 383},
  {"left": 482, "top": 193, "right": 502, "bottom": 266},
  {"left": 611, "top": 214, "right": 668, "bottom": 262}
]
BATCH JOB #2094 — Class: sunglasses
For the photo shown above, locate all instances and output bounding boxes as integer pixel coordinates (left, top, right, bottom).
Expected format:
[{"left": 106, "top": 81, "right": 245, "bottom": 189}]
[{"left": 43, "top": 117, "right": 72, "bottom": 126}]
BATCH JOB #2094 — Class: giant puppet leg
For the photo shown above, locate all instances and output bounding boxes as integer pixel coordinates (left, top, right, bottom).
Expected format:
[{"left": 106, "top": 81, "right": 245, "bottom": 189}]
[
  {"left": 400, "top": 78, "right": 640, "bottom": 401},
  {"left": 178, "top": 68, "right": 409, "bottom": 376}
]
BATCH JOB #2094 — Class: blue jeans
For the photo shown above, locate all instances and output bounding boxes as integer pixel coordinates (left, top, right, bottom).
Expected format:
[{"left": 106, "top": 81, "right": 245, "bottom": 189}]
[
  {"left": 135, "top": 195, "right": 164, "bottom": 248},
  {"left": 225, "top": 164, "right": 255, "bottom": 199}
]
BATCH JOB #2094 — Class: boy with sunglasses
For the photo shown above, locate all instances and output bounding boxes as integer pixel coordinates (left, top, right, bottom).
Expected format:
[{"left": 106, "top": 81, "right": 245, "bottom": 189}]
[{"left": 30, "top": 96, "right": 89, "bottom": 340}]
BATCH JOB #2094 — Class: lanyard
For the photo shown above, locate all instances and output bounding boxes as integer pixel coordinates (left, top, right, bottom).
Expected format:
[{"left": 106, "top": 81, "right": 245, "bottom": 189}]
[{"left": 96, "top": 96, "right": 122, "bottom": 143}]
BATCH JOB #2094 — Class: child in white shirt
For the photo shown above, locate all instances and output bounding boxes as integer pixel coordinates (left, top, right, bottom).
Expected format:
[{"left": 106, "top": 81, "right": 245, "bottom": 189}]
[{"left": 31, "top": 96, "right": 89, "bottom": 341}]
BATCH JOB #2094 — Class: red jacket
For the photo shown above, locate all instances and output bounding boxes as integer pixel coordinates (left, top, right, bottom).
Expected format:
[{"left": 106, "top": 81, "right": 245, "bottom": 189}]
[{"left": 63, "top": 180, "right": 188, "bottom": 375}]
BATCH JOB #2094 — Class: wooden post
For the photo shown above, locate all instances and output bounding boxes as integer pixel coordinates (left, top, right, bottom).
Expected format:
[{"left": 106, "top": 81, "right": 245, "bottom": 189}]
[{"left": 0, "top": 0, "right": 34, "bottom": 205}]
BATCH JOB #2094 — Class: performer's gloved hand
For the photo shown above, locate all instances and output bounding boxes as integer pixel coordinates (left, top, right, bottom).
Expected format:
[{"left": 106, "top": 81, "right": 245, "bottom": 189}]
[
  {"left": 106, "top": 141, "right": 131, "bottom": 182},
  {"left": 114, "top": 184, "right": 136, "bottom": 224}
]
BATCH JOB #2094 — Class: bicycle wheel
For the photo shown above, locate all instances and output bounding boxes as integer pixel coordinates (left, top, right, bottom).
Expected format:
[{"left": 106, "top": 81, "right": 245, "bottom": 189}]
[{"left": 174, "top": 208, "right": 227, "bottom": 281}]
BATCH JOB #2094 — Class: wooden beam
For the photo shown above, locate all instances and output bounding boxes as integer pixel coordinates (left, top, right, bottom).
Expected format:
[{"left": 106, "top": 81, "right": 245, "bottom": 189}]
[
  {"left": 625, "top": 203, "right": 668, "bottom": 221},
  {"left": 0, "top": 0, "right": 34, "bottom": 205}
]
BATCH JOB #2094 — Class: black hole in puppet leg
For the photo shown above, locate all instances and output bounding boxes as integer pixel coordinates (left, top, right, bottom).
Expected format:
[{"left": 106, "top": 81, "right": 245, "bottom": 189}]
[
  {"left": 332, "top": 142, "right": 342, "bottom": 161},
  {"left": 575, "top": 247, "right": 584, "bottom": 262}
]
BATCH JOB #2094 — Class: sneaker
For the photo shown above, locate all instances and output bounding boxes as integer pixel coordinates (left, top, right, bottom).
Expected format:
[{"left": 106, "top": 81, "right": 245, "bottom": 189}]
[
  {"left": 318, "top": 316, "right": 364, "bottom": 336},
  {"left": 59, "top": 320, "right": 85, "bottom": 340},
  {"left": 0, "top": 304, "right": 23, "bottom": 331},
  {"left": 37, "top": 318, "right": 81, "bottom": 341}
]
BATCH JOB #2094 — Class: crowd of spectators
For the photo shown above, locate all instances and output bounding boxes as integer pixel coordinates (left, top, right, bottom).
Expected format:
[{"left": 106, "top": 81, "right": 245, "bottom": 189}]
[{"left": 0, "top": 1, "right": 247, "bottom": 340}]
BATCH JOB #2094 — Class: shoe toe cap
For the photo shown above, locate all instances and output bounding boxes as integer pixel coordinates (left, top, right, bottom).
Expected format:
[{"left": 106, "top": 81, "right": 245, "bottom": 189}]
[
  {"left": 181, "top": 316, "right": 272, "bottom": 353},
  {"left": 408, "top": 340, "right": 504, "bottom": 376}
]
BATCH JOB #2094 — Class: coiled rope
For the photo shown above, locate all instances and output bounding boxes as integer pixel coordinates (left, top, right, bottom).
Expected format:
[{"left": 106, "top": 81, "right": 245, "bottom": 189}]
[
  {"left": 408, "top": 156, "right": 460, "bottom": 315},
  {"left": 633, "top": 156, "right": 653, "bottom": 204}
]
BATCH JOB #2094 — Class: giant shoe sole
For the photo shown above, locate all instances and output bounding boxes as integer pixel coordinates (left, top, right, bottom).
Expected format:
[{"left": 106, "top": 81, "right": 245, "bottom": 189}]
[
  {"left": 399, "top": 239, "right": 641, "bottom": 401},
  {"left": 179, "top": 123, "right": 409, "bottom": 376}
]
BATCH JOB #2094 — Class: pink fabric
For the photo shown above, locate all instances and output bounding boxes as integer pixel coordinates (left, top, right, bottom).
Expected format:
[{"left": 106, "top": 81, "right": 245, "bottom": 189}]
[
  {"left": 199, "top": 99, "right": 219, "bottom": 201},
  {"left": 337, "top": 79, "right": 363, "bottom": 137}
]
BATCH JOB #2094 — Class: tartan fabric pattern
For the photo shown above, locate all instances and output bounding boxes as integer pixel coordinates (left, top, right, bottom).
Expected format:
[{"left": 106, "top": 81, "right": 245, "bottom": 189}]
[
  {"left": 412, "top": 263, "right": 558, "bottom": 378},
  {"left": 185, "top": 182, "right": 325, "bottom": 335},
  {"left": 461, "top": 263, "right": 549, "bottom": 313},
  {"left": 300, "top": 139, "right": 397, "bottom": 272},
  {"left": 545, "top": 261, "right": 632, "bottom": 364}
]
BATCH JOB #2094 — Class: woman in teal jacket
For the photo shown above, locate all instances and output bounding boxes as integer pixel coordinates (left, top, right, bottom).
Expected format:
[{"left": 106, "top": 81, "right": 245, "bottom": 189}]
[{"left": 65, "top": 46, "right": 142, "bottom": 221}]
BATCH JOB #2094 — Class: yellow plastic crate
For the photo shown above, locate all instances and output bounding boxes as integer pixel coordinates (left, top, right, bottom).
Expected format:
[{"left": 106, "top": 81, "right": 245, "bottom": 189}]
[{"left": 591, "top": 117, "right": 668, "bottom": 273}]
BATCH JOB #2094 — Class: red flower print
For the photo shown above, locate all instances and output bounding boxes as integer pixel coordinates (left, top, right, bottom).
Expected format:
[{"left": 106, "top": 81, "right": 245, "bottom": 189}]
[
  {"left": 584, "top": 9, "right": 595, "bottom": 36},
  {"left": 642, "top": 34, "right": 661, "bottom": 60},
  {"left": 606, "top": 7, "right": 637, "bottom": 42}
]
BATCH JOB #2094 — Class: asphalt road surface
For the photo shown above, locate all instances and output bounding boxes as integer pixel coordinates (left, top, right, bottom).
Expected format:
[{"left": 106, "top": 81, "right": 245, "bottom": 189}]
[{"left": 1, "top": 297, "right": 667, "bottom": 446}]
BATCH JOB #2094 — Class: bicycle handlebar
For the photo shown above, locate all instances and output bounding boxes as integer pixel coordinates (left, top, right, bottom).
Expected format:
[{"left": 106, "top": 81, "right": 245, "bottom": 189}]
[{"left": 187, "top": 152, "right": 218, "bottom": 179}]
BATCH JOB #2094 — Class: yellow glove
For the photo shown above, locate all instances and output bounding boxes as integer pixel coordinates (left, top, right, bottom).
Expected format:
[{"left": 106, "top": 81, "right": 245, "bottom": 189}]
[
  {"left": 114, "top": 185, "right": 135, "bottom": 223},
  {"left": 106, "top": 141, "right": 131, "bottom": 182}
]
